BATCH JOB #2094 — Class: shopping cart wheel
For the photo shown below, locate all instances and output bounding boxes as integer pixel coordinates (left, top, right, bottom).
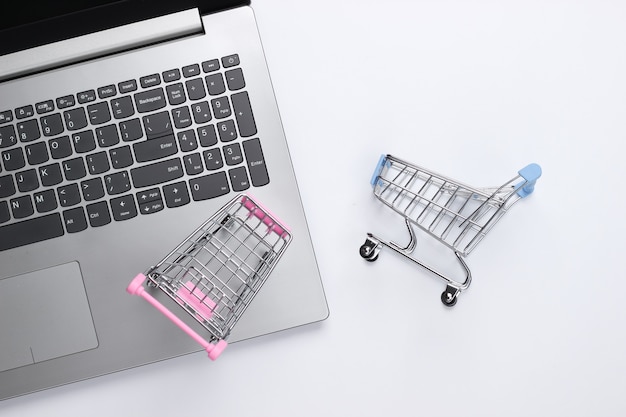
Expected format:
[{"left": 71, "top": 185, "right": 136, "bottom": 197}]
[
  {"left": 441, "top": 285, "right": 459, "bottom": 307},
  {"left": 359, "top": 238, "right": 380, "bottom": 262}
]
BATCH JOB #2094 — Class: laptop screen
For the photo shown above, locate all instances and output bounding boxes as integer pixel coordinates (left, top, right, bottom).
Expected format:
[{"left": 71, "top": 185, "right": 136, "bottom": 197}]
[
  {"left": 0, "top": 0, "right": 122, "bottom": 31},
  {"left": 0, "top": 0, "right": 249, "bottom": 56}
]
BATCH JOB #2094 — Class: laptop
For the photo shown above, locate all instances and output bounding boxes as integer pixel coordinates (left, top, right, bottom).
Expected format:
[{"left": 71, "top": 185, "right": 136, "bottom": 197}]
[{"left": 0, "top": 0, "right": 328, "bottom": 400}]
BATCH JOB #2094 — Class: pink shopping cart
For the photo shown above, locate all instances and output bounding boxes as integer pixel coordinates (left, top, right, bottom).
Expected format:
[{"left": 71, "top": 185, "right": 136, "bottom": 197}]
[{"left": 127, "top": 194, "right": 291, "bottom": 359}]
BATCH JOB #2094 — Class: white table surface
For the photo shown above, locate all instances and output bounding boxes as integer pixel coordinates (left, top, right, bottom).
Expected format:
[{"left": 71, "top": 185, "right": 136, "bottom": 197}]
[{"left": 3, "top": 0, "right": 626, "bottom": 415}]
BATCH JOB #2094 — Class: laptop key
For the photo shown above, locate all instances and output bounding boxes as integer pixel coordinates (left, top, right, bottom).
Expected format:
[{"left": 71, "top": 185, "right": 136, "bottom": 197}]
[
  {"left": 56, "top": 95, "right": 75, "bottom": 109},
  {"left": 134, "top": 88, "right": 166, "bottom": 113},
  {"left": 136, "top": 188, "right": 164, "bottom": 214},
  {"left": 130, "top": 158, "right": 183, "bottom": 188},
  {"left": 0, "top": 175, "right": 16, "bottom": 198},
  {"left": 35, "top": 100, "right": 55, "bottom": 114},
  {"left": 139, "top": 198, "right": 164, "bottom": 215},
  {"left": 57, "top": 183, "right": 81, "bottom": 207},
  {"left": 62, "top": 157, "right": 87, "bottom": 181},
  {"left": 17, "top": 119, "right": 41, "bottom": 142},
  {"left": 86, "top": 201, "right": 111, "bottom": 227},
  {"left": 172, "top": 106, "right": 192, "bottom": 129},
  {"left": 182, "top": 64, "right": 201, "bottom": 78},
  {"left": 162, "top": 69, "right": 181, "bottom": 83},
  {"left": 40, "top": 113, "right": 64, "bottom": 136},
  {"left": 33, "top": 189, "right": 58, "bottom": 212},
  {"left": 71, "top": 130, "right": 96, "bottom": 153},
  {"left": 118, "top": 79, "right": 138, "bottom": 94},
  {"left": 0, "top": 212, "right": 65, "bottom": 251},
  {"left": 64, "top": 107, "right": 88, "bottom": 131},
  {"left": 228, "top": 166, "right": 250, "bottom": 192},
  {"left": 231, "top": 91, "right": 256, "bottom": 137},
  {"left": 104, "top": 171, "right": 131, "bottom": 195},
  {"left": 119, "top": 118, "right": 143, "bottom": 141},
  {"left": 217, "top": 119, "right": 237, "bottom": 142},
  {"left": 25, "top": 142, "right": 49, "bottom": 165},
  {"left": 15, "top": 105, "right": 34, "bottom": 119},
  {"left": 110, "top": 194, "right": 137, "bottom": 221},
  {"left": 225, "top": 68, "right": 245, "bottom": 91},
  {"left": 10, "top": 195, "right": 34, "bottom": 219},
  {"left": 189, "top": 171, "right": 229, "bottom": 201},
  {"left": 211, "top": 97, "right": 231, "bottom": 119},
  {"left": 86, "top": 151, "right": 110, "bottom": 175},
  {"left": 186, "top": 78, "right": 206, "bottom": 100},
  {"left": 183, "top": 152, "right": 203, "bottom": 175},
  {"left": 95, "top": 124, "right": 120, "bottom": 147},
  {"left": 177, "top": 130, "right": 198, "bottom": 152},
  {"left": 49, "top": 135, "right": 73, "bottom": 159},
  {"left": 223, "top": 143, "right": 243, "bottom": 165},
  {"left": 163, "top": 181, "right": 190, "bottom": 208},
  {"left": 2, "top": 148, "right": 26, "bottom": 171},
  {"left": 0, "top": 125, "right": 17, "bottom": 148},
  {"left": 197, "top": 124, "right": 218, "bottom": 147},
  {"left": 221, "top": 54, "right": 240, "bottom": 68},
  {"left": 133, "top": 135, "right": 177, "bottom": 162},
  {"left": 202, "top": 59, "right": 220, "bottom": 73},
  {"left": 39, "top": 163, "right": 63, "bottom": 186},
  {"left": 140, "top": 74, "right": 161, "bottom": 88},
  {"left": 166, "top": 83, "right": 186, "bottom": 106},
  {"left": 136, "top": 187, "right": 161, "bottom": 204},
  {"left": 0, "top": 110, "right": 13, "bottom": 124},
  {"left": 81, "top": 177, "right": 105, "bottom": 201},
  {"left": 0, "top": 201, "right": 9, "bottom": 223},
  {"left": 63, "top": 207, "right": 87, "bottom": 233},
  {"left": 206, "top": 73, "right": 226, "bottom": 96},
  {"left": 142, "top": 111, "right": 173, "bottom": 139},
  {"left": 191, "top": 101, "right": 211, "bottom": 124},
  {"left": 77, "top": 90, "right": 97, "bottom": 104},
  {"left": 109, "top": 146, "right": 134, "bottom": 169},
  {"left": 98, "top": 85, "right": 117, "bottom": 99},
  {"left": 87, "top": 102, "right": 111, "bottom": 125},
  {"left": 203, "top": 148, "right": 223, "bottom": 170},
  {"left": 111, "top": 96, "right": 135, "bottom": 119},
  {"left": 242, "top": 138, "right": 269, "bottom": 187},
  {"left": 16, "top": 169, "right": 39, "bottom": 193}
]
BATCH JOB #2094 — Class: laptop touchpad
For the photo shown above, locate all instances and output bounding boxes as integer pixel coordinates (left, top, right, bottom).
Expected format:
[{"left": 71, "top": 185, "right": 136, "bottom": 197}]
[{"left": 0, "top": 262, "right": 98, "bottom": 372}]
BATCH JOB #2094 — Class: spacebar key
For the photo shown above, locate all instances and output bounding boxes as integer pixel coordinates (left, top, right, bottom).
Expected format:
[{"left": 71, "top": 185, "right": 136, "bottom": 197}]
[
  {"left": 0, "top": 213, "right": 65, "bottom": 252},
  {"left": 131, "top": 158, "right": 184, "bottom": 188}
]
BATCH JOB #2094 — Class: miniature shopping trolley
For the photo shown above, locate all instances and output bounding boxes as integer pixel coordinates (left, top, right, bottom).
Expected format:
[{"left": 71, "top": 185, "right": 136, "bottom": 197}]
[
  {"left": 359, "top": 154, "right": 541, "bottom": 307},
  {"left": 127, "top": 194, "right": 292, "bottom": 359}
]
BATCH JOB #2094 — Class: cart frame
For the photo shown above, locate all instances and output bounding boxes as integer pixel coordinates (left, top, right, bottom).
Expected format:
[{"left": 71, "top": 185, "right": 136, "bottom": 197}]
[
  {"left": 360, "top": 154, "right": 541, "bottom": 306},
  {"left": 128, "top": 193, "right": 292, "bottom": 359}
]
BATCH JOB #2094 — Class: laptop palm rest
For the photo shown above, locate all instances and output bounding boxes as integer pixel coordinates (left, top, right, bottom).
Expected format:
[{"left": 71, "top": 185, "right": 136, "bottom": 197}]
[{"left": 0, "top": 262, "right": 98, "bottom": 372}]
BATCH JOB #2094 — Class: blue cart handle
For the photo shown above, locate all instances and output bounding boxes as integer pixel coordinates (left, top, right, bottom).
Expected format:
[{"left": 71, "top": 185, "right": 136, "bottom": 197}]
[
  {"left": 516, "top": 163, "right": 542, "bottom": 198},
  {"left": 370, "top": 154, "right": 389, "bottom": 187}
]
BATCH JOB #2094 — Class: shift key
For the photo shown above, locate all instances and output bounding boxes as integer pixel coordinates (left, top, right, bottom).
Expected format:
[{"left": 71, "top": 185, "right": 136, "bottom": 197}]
[
  {"left": 131, "top": 158, "right": 183, "bottom": 188},
  {"left": 133, "top": 135, "right": 178, "bottom": 162}
]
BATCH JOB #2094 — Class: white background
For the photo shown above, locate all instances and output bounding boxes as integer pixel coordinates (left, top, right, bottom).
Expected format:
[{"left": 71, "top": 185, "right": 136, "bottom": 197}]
[{"left": 3, "top": 0, "right": 626, "bottom": 415}]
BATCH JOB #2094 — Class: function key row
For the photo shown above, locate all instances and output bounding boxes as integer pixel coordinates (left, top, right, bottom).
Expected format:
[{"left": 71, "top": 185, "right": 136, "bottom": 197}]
[{"left": 0, "top": 54, "right": 240, "bottom": 125}]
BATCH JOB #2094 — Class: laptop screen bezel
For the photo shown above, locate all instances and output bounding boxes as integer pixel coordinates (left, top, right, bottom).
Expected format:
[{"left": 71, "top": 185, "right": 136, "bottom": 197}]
[{"left": 0, "top": 0, "right": 250, "bottom": 57}]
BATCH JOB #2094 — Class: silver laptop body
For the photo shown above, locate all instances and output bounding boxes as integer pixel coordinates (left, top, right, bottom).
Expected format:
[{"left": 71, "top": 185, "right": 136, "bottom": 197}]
[{"left": 0, "top": 0, "right": 328, "bottom": 400}]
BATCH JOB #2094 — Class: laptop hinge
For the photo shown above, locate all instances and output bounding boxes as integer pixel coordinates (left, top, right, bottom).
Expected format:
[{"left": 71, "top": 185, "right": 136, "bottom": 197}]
[{"left": 0, "top": 9, "right": 203, "bottom": 82}]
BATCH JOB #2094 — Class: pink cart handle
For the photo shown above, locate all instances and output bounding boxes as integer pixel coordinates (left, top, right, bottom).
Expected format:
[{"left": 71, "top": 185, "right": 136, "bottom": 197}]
[
  {"left": 241, "top": 195, "right": 289, "bottom": 237},
  {"left": 127, "top": 274, "right": 227, "bottom": 360}
]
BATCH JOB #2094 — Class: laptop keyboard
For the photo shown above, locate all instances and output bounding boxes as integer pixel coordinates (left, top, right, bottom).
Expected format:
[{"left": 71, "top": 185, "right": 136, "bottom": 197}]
[{"left": 0, "top": 54, "right": 270, "bottom": 252}]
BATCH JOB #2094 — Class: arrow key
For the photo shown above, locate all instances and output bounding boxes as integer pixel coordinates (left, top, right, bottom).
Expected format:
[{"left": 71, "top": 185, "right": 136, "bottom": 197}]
[
  {"left": 139, "top": 199, "right": 164, "bottom": 215},
  {"left": 136, "top": 187, "right": 161, "bottom": 204},
  {"left": 111, "top": 194, "right": 137, "bottom": 221},
  {"left": 163, "top": 181, "right": 190, "bottom": 208}
]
